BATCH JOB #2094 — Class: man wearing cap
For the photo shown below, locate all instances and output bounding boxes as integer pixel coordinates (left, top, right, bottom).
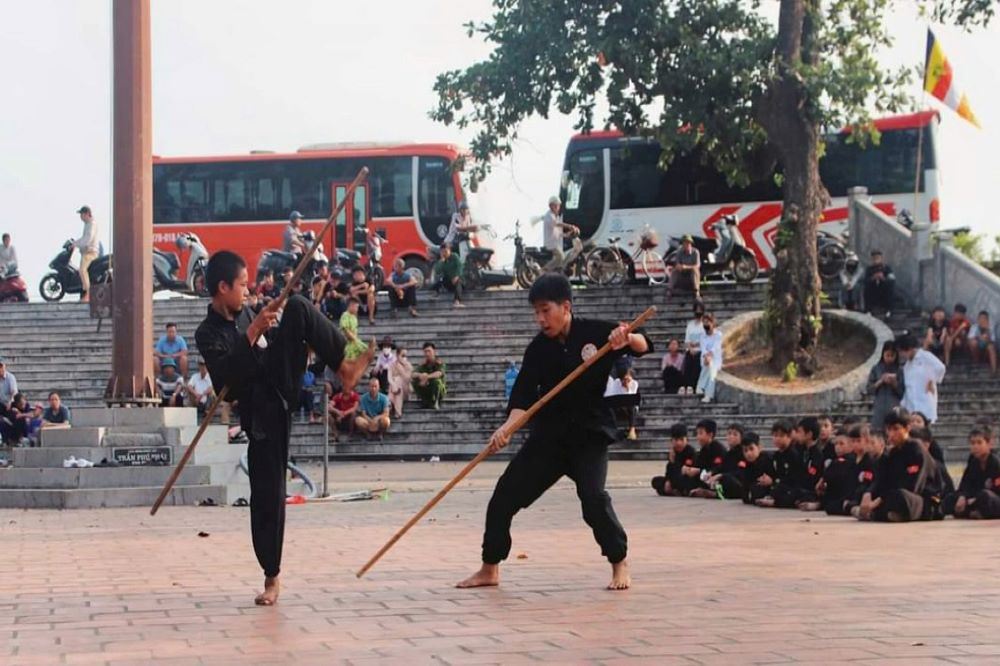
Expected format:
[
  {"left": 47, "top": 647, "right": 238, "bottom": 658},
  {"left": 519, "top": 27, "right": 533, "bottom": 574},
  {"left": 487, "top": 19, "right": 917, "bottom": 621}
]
[
  {"left": 863, "top": 249, "right": 895, "bottom": 317},
  {"left": 155, "top": 359, "right": 185, "bottom": 407},
  {"left": 75, "top": 206, "right": 100, "bottom": 303},
  {"left": 283, "top": 211, "right": 307, "bottom": 255},
  {"left": 669, "top": 235, "right": 701, "bottom": 299},
  {"left": 542, "top": 195, "right": 579, "bottom": 271}
]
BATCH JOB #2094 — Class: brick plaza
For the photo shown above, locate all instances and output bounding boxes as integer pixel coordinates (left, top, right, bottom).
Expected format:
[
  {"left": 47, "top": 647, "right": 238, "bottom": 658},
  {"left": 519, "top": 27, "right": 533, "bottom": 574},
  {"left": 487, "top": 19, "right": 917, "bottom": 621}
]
[{"left": 3, "top": 460, "right": 1000, "bottom": 665}]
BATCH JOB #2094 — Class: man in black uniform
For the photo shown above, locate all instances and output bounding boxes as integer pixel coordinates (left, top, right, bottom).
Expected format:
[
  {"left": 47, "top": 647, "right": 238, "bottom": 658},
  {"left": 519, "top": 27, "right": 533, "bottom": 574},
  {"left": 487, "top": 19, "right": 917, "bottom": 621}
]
[
  {"left": 195, "top": 251, "right": 374, "bottom": 606},
  {"left": 457, "top": 274, "right": 652, "bottom": 591},
  {"left": 855, "top": 409, "right": 935, "bottom": 522},
  {"left": 651, "top": 422, "right": 698, "bottom": 496},
  {"left": 948, "top": 426, "right": 1000, "bottom": 519}
]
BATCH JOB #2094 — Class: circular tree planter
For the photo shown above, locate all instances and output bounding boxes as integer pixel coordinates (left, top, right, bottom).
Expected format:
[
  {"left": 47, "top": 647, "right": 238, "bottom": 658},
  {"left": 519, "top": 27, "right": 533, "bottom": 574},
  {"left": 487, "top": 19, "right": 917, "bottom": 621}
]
[{"left": 715, "top": 310, "right": 895, "bottom": 415}]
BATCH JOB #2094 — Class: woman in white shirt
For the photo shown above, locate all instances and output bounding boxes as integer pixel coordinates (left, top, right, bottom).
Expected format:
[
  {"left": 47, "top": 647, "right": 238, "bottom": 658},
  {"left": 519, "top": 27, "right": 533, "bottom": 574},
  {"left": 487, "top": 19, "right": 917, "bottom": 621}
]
[
  {"left": 697, "top": 314, "right": 723, "bottom": 404},
  {"left": 682, "top": 300, "right": 706, "bottom": 393}
]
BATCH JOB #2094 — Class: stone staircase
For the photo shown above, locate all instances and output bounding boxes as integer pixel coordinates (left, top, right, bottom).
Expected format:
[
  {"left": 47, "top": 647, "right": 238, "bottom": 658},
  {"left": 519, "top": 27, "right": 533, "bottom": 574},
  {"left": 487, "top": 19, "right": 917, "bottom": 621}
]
[{"left": 1, "top": 283, "right": 997, "bottom": 464}]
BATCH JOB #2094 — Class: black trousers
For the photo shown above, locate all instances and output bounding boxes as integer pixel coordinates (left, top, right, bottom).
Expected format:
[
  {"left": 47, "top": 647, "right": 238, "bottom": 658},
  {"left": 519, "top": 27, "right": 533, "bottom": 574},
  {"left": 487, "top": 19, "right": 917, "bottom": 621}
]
[
  {"left": 436, "top": 276, "right": 464, "bottom": 302},
  {"left": 871, "top": 488, "right": 925, "bottom": 522},
  {"left": 682, "top": 352, "right": 701, "bottom": 389},
  {"left": 388, "top": 286, "right": 417, "bottom": 309},
  {"left": 249, "top": 295, "right": 346, "bottom": 578},
  {"left": 717, "top": 473, "right": 744, "bottom": 500},
  {"left": 662, "top": 366, "right": 684, "bottom": 393},
  {"left": 952, "top": 489, "right": 1000, "bottom": 519},
  {"left": 482, "top": 433, "right": 627, "bottom": 564},
  {"left": 864, "top": 279, "right": 894, "bottom": 311}
]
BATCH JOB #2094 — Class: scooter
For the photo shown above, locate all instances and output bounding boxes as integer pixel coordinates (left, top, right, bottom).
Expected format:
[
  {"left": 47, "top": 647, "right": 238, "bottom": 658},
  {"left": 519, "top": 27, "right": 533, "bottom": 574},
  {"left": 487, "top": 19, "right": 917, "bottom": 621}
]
[
  {"left": 817, "top": 229, "right": 849, "bottom": 280},
  {"left": 152, "top": 232, "right": 210, "bottom": 296},
  {"left": 0, "top": 266, "right": 28, "bottom": 302},
  {"left": 39, "top": 240, "right": 113, "bottom": 302},
  {"left": 256, "top": 231, "right": 330, "bottom": 290},
  {"left": 665, "top": 215, "right": 759, "bottom": 284},
  {"left": 428, "top": 225, "right": 514, "bottom": 291}
]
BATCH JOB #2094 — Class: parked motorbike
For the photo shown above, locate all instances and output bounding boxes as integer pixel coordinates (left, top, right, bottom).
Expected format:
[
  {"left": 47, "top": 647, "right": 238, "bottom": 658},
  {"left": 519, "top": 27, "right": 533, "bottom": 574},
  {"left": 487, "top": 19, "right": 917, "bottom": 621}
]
[
  {"left": 428, "top": 225, "right": 513, "bottom": 290},
  {"left": 665, "top": 215, "right": 759, "bottom": 283},
  {"left": 817, "top": 229, "right": 849, "bottom": 280},
  {"left": 0, "top": 266, "right": 28, "bottom": 302},
  {"left": 39, "top": 240, "right": 113, "bottom": 302},
  {"left": 152, "top": 232, "right": 209, "bottom": 296},
  {"left": 255, "top": 230, "right": 329, "bottom": 290},
  {"left": 505, "top": 220, "right": 546, "bottom": 289}
]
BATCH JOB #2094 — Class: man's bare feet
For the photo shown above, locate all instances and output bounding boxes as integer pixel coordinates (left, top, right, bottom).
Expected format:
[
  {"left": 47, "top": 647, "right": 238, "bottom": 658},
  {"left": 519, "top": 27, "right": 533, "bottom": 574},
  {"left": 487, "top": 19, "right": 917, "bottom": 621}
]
[
  {"left": 254, "top": 576, "right": 280, "bottom": 606},
  {"left": 338, "top": 339, "right": 376, "bottom": 391},
  {"left": 608, "top": 560, "right": 631, "bottom": 591},
  {"left": 456, "top": 563, "right": 499, "bottom": 588}
]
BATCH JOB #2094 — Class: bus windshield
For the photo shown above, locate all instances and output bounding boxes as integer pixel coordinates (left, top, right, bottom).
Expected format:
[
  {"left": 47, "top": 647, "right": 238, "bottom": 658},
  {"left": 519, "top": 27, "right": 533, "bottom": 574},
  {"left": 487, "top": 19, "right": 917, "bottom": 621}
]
[{"left": 561, "top": 148, "right": 604, "bottom": 238}]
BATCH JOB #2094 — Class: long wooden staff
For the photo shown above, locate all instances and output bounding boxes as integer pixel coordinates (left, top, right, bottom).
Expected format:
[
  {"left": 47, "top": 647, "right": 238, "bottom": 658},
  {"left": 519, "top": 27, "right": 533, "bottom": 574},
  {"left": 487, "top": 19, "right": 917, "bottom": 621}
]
[
  {"left": 150, "top": 167, "right": 370, "bottom": 515},
  {"left": 356, "top": 305, "right": 657, "bottom": 578}
]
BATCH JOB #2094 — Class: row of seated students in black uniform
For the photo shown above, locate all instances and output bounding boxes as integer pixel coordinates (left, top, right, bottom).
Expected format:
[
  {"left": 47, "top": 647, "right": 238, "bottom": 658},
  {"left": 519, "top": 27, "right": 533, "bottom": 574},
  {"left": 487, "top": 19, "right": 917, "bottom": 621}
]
[{"left": 650, "top": 410, "right": 1000, "bottom": 522}]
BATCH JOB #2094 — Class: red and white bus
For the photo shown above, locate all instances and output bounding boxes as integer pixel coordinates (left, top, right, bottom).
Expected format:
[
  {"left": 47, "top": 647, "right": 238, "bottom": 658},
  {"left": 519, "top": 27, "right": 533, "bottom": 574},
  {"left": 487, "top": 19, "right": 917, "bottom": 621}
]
[
  {"left": 559, "top": 111, "right": 941, "bottom": 274},
  {"left": 152, "top": 142, "right": 467, "bottom": 282}
]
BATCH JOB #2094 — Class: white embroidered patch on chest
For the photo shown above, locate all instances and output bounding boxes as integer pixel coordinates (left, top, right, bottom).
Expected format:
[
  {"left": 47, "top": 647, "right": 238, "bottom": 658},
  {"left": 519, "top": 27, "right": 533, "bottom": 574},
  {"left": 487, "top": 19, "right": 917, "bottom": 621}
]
[{"left": 581, "top": 343, "right": 598, "bottom": 361}]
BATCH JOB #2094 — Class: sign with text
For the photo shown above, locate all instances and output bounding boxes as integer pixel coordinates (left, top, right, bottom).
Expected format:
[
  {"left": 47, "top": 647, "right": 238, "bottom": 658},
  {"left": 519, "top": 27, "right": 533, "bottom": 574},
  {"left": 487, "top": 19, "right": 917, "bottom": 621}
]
[{"left": 111, "top": 446, "right": 172, "bottom": 467}]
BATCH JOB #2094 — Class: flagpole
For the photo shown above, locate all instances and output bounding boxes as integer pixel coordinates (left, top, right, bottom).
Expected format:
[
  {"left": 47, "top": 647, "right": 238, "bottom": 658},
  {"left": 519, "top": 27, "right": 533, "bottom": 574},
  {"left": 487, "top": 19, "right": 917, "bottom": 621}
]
[{"left": 913, "top": 28, "right": 929, "bottom": 224}]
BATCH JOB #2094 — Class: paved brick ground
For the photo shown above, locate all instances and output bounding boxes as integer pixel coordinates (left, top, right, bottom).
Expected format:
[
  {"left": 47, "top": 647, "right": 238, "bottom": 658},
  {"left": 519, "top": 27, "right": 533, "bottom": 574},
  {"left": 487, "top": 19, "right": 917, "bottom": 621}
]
[{"left": 3, "top": 463, "right": 1000, "bottom": 665}]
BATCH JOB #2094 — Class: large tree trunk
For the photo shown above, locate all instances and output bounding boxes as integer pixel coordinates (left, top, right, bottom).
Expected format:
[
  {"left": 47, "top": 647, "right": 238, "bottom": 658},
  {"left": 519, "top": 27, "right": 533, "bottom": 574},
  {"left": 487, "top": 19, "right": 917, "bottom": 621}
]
[{"left": 756, "top": 0, "right": 828, "bottom": 376}]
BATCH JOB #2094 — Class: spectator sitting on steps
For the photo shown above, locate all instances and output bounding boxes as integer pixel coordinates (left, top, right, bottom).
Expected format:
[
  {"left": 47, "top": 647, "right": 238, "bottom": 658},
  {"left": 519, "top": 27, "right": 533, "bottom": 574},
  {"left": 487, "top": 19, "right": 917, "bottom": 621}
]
[
  {"left": 0, "top": 358, "right": 19, "bottom": 443},
  {"left": 328, "top": 385, "right": 359, "bottom": 441},
  {"left": 434, "top": 244, "right": 465, "bottom": 308},
  {"left": 0, "top": 232, "right": 17, "bottom": 274},
  {"left": 413, "top": 342, "right": 447, "bottom": 409},
  {"left": 863, "top": 249, "right": 894, "bottom": 318},
  {"left": 356, "top": 378, "right": 391, "bottom": 441},
  {"left": 967, "top": 310, "right": 998, "bottom": 376},
  {"left": 340, "top": 298, "right": 369, "bottom": 360},
  {"left": 605, "top": 369, "right": 640, "bottom": 441},
  {"left": 669, "top": 235, "right": 701, "bottom": 299},
  {"left": 924, "top": 306, "right": 947, "bottom": 359},
  {"left": 661, "top": 338, "right": 685, "bottom": 394},
  {"left": 839, "top": 255, "right": 863, "bottom": 311},
  {"left": 154, "top": 322, "right": 189, "bottom": 377},
  {"left": 944, "top": 303, "right": 971, "bottom": 366},
  {"left": 348, "top": 265, "right": 377, "bottom": 325},
  {"left": 256, "top": 270, "right": 280, "bottom": 306},
  {"left": 9, "top": 393, "right": 42, "bottom": 446},
  {"left": 156, "top": 359, "right": 186, "bottom": 407},
  {"left": 187, "top": 359, "right": 229, "bottom": 422},
  {"left": 387, "top": 258, "right": 419, "bottom": 317},
  {"left": 41, "top": 392, "right": 71, "bottom": 429}
]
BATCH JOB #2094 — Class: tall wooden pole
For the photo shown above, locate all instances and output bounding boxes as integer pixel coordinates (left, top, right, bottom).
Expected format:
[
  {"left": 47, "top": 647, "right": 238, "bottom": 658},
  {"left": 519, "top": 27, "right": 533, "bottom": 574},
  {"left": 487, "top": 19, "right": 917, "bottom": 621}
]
[{"left": 107, "top": 0, "right": 156, "bottom": 404}]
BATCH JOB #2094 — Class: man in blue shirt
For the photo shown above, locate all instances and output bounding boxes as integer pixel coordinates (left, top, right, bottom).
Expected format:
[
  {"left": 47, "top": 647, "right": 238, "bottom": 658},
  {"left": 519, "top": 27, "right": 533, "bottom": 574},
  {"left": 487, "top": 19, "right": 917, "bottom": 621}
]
[
  {"left": 154, "top": 322, "right": 189, "bottom": 377},
  {"left": 355, "top": 377, "right": 391, "bottom": 440},
  {"left": 387, "top": 257, "right": 419, "bottom": 317}
]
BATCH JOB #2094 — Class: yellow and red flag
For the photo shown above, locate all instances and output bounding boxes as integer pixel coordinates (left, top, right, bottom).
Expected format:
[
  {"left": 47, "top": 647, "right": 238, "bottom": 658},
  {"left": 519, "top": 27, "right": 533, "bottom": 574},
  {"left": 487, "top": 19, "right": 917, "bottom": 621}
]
[{"left": 924, "top": 29, "right": 981, "bottom": 128}]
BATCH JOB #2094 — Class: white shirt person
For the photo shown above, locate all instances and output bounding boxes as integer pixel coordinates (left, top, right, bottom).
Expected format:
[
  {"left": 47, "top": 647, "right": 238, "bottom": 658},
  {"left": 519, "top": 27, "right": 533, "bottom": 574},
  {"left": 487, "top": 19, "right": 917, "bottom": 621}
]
[{"left": 898, "top": 338, "right": 946, "bottom": 423}]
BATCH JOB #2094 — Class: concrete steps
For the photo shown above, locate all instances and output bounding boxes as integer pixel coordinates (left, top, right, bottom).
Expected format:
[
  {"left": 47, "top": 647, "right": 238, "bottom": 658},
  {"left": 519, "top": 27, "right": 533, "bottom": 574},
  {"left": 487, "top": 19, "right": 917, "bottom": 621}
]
[{"left": 0, "top": 484, "right": 226, "bottom": 509}]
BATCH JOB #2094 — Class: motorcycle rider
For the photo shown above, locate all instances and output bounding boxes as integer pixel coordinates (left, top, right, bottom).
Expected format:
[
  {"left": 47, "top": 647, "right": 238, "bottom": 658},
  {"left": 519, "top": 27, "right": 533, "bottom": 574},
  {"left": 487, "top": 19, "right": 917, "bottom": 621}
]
[
  {"left": 444, "top": 201, "right": 479, "bottom": 260},
  {"left": 0, "top": 233, "right": 17, "bottom": 275},
  {"left": 75, "top": 206, "right": 100, "bottom": 303},
  {"left": 283, "top": 211, "right": 307, "bottom": 256},
  {"left": 542, "top": 195, "right": 580, "bottom": 272}
]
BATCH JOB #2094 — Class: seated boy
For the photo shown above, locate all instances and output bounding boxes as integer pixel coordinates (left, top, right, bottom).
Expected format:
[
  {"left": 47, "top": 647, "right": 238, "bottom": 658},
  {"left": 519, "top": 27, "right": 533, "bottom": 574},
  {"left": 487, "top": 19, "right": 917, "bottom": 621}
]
[
  {"left": 686, "top": 419, "right": 728, "bottom": 499},
  {"left": 950, "top": 426, "right": 1000, "bottom": 519},
  {"left": 740, "top": 432, "right": 775, "bottom": 504},
  {"left": 757, "top": 419, "right": 805, "bottom": 508},
  {"left": 793, "top": 416, "right": 826, "bottom": 510},
  {"left": 814, "top": 430, "right": 859, "bottom": 515},
  {"left": 911, "top": 426, "right": 955, "bottom": 497},
  {"left": 651, "top": 422, "right": 698, "bottom": 496},
  {"left": 967, "top": 310, "right": 998, "bottom": 375},
  {"left": 817, "top": 414, "right": 836, "bottom": 460},
  {"left": 855, "top": 409, "right": 936, "bottom": 522},
  {"left": 944, "top": 303, "right": 971, "bottom": 366},
  {"left": 703, "top": 423, "right": 746, "bottom": 499}
]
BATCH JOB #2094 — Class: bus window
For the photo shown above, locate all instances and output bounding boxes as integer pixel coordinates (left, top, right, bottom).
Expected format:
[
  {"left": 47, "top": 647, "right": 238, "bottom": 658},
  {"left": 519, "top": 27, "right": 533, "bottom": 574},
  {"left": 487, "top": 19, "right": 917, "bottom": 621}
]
[
  {"left": 370, "top": 157, "right": 413, "bottom": 218},
  {"left": 418, "top": 157, "right": 456, "bottom": 243},
  {"left": 561, "top": 149, "right": 604, "bottom": 239}
]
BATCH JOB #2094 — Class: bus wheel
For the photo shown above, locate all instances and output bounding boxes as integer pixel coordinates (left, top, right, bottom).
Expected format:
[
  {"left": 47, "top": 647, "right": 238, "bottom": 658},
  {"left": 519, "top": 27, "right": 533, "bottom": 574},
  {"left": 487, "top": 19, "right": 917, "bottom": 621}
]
[
  {"left": 403, "top": 257, "right": 429, "bottom": 289},
  {"left": 732, "top": 255, "right": 759, "bottom": 283}
]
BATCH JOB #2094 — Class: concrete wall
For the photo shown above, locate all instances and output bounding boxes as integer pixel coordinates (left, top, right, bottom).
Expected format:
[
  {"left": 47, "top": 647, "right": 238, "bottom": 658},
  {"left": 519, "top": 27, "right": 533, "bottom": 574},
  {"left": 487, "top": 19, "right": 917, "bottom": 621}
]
[{"left": 847, "top": 187, "right": 1000, "bottom": 314}]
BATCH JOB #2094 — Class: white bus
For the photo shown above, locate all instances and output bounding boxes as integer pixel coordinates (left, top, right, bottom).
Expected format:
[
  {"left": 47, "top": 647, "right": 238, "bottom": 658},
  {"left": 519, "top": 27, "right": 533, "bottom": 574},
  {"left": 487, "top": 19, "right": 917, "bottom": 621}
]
[{"left": 559, "top": 111, "right": 940, "bottom": 277}]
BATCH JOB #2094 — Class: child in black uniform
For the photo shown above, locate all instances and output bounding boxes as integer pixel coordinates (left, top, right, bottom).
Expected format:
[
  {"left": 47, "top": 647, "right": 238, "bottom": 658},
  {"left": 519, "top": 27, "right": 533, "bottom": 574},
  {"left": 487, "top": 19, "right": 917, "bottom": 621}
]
[
  {"left": 949, "top": 426, "right": 1000, "bottom": 519},
  {"left": 195, "top": 251, "right": 374, "bottom": 606},
  {"left": 817, "top": 430, "right": 859, "bottom": 515},
  {"left": 703, "top": 423, "right": 746, "bottom": 499},
  {"left": 793, "top": 416, "right": 825, "bottom": 511},
  {"left": 855, "top": 409, "right": 936, "bottom": 522},
  {"left": 758, "top": 419, "right": 804, "bottom": 508},
  {"left": 687, "top": 419, "right": 727, "bottom": 498},
  {"left": 741, "top": 432, "right": 775, "bottom": 504},
  {"left": 651, "top": 423, "right": 698, "bottom": 496},
  {"left": 458, "top": 274, "right": 652, "bottom": 591}
]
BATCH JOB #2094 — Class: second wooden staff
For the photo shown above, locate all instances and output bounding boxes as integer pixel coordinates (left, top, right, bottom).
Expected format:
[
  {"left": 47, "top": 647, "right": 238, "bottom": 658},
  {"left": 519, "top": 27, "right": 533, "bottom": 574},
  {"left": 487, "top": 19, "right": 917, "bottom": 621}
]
[{"left": 356, "top": 305, "right": 657, "bottom": 578}]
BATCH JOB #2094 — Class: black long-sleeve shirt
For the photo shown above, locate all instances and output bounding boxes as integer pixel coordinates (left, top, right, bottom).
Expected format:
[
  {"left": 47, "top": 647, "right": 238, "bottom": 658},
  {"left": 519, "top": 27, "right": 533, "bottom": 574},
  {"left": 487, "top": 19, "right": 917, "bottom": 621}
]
[
  {"left": 822, "top": 453, "right": 859, "bottom": 506},
  {"left": 507, "top": 316, "right": 652, "bottom": 443},
  {"left": 665, "top": 444, "right": 698, "bottom": 491},
  {"left": 956, "top": 453, "right": 1000, "bottom": 498},
  {"left": 772, "top": 446, "right": 804, "bottom": 486},
  {"left": 869, "top": 439, "right": 930, "bottom": 500},
  {"left": 694, "top": 440, "right": 727, "bottom": 475}
]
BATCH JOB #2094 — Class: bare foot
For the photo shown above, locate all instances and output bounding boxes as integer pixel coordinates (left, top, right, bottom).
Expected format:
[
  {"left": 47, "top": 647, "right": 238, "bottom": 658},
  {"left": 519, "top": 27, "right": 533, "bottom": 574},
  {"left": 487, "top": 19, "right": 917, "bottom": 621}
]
[
  {"left": 798, "top": 501, "right": 821, "bottom": 511},
  {"left": 456, "top": 563, "right": 499, "bottom": 588},
  {"left": 607, "top": 560, "right": 631, "bottom": 590},
  {"left": 338, "top": 339, "right": 376, "bottom": 391},
  {"left": 755, "top": 497, "right": 776, "bottom": 508},
  {"left": 254, "top": 576, "right": 280, "bottom": 606}
]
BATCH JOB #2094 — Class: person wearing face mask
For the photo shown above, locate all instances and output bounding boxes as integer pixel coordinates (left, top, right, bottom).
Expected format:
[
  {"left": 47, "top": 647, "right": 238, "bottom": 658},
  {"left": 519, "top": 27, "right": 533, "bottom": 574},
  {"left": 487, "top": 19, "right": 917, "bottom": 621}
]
[
  {"left": 681, "top": 300, "right": 706, "bottom": 393},
  {"left": 372, "top": 337, "right": 397, "bottom": 393},
  {"left": 696, "top": 313, "right": 723, "bottom": 404},
  {"left": 388, "top": 347, "right": 413, "bottom": 419}
]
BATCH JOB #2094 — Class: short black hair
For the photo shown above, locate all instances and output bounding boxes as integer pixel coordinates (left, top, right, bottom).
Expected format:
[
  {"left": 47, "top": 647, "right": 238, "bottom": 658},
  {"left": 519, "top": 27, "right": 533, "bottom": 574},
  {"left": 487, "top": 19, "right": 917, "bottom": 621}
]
[
  {"left": 347, "top": 297, "right": 360, "bottom": 305},
  {"left": 669, "top": 422, "right": 687, "bottom": 439},
  {"left": 955, "top": 303, "right": 967, "bottom": 313},
  {"left": 772, "top": 418, "right": 794, "bottom": 435},
  {"left": 884, "top": 408, "right": 911, "bottom": 429},
  {"left": 165, "top": 322, "right": 177, "bottom": 330},
  {"left": 797, "top": 417, "right": 820, "bottom": 441},
  {"left": 979, "top": 310, "right": 990, "bottom": 318},
  {"left": 848, "top": 423, "right": 870, "bottom": 439},
  {"left": 205, "top": 251, "right": 246, "bottom": 297},
  {"left": 352, "top": 265, "right": 365, "bottom": 274},
  {"left": 932, "top": 305, "right": 945, "bottom": 314},
  {"left": 742, "top": 432, "right": 760, "bottom": 446},
  {"left": 896, "top": 334, "right": 919, "bottom": 351},
  {"left": 910, "top": 427, "right": 932, "bottom": 443},
  {"left": 528, "top": 273, "right": 573, "bottom": 305},
  {"left": 48, "top": 391, "right": 59, "bottom": 399},
  {"left": 1, "top": 233, "right": 9, "bottom": 242},
  {"left": 817, "top": 414, "right": 833, "bottom": 424},
  {"left": 696, "top": 419, "right": 717, "bottom": 436},
  {"left": 422, "top": 341, "right": 436, "bottom": 350},
  {"left": 727, "top": 423, "right": 745, "bottom": 437},
  {"left": 970, "top": 426, "right": 993, "bottom": 442}
]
